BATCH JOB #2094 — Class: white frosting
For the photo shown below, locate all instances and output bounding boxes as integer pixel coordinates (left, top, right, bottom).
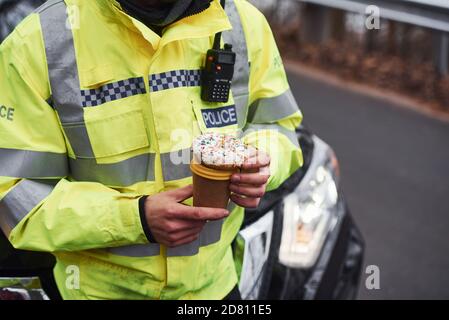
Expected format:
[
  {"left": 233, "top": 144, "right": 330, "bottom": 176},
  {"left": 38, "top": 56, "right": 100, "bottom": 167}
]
[{"left": 192, "top": 133, "right": 248, "bottom": 167}]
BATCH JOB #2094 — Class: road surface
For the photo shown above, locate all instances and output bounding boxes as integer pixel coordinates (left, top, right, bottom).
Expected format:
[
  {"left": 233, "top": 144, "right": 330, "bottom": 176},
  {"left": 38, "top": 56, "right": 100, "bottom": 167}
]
[{"left": 287, "top": 66, "right": 449, "bottom": 299}]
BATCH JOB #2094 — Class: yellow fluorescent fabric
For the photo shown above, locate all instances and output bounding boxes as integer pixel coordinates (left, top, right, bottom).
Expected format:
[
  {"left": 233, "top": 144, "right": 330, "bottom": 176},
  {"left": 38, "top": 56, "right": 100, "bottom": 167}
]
[{"left": 0, "top": 0, "right": 303, "bottom": 299}]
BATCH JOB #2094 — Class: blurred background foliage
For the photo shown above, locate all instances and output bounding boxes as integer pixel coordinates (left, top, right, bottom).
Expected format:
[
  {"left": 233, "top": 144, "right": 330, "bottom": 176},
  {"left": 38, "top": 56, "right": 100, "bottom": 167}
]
[{"left": 253, "top": 0, "right": 449, "bottom": 112}]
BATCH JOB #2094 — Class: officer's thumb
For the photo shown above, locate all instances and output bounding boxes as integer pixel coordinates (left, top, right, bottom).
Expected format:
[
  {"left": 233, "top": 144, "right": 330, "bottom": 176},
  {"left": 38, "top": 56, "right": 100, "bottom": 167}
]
[{"left": 169, "top": 184, "right": 194, "bottom": 202}]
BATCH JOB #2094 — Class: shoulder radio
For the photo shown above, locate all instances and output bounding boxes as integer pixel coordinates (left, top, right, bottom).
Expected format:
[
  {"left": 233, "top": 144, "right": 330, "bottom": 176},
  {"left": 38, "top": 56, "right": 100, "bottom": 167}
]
[{"left": 200, "top": 0, "right": 235, "bottom": 103}]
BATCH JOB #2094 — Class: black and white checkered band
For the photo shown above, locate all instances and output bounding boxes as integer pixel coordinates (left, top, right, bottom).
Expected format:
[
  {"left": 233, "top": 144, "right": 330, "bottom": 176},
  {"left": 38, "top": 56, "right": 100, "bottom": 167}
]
[
  {"left": 81, "top": 77, "right": 146, "bottom": 107},
  {"left": 149, "top": 69, "right": 201, "bottom": 92}
]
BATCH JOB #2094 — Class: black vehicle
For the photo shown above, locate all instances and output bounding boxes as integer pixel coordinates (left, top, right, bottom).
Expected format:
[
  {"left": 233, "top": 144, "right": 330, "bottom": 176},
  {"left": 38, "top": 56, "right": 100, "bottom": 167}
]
[{"left": 0, "top": 0, "right": 364, "bottom": 300}]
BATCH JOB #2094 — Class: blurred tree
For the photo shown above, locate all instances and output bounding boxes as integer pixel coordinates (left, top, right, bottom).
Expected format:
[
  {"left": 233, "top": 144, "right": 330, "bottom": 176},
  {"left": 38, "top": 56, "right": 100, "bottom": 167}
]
[
  {"left": 387, "top": 20, "right": 397, "bottom": 55},
  {"left": 330, "top": 9, "right": 345, "bottom": 42},
  {"left": 364, "top": 27, "right": 378, "bottom": 53},
  {"left": 432, "top": 31, "right": 449, "bottom": 75},
  {"left": 398, "top": 23, "right": 412, "bottom": 58}
]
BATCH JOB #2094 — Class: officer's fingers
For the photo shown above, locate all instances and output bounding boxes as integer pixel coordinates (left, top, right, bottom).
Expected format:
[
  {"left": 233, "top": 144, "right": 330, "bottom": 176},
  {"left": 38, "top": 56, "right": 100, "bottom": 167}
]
[
  {"left": 229, "top": 184, "right": 266, "bottom": 198},
  {"left": 259, "top": 165, "right": 270, "bottom": 176},
  {"left": 230, "top": 170, "right": 270, "bottom": 186},
  {"left": 242, "top": 151, "right": 270, "bottom": 170},
  {"left": 186, "top": 207, "right": 230, "bottom": 221},
  {"left": 168, "top": 233, "right": 200, "bottom": 248},
  {"left": 230, "top": 193, "right": 260, "bottom": 209},
  {"left": 244, "top": 146, "right": 258, "bottom": 158},
  {"left": 173, "top": 206, "right": 229, "bottom": 221},
  {"left": 166, "top": 184, "right": 193, "bottom": 202},
  {"left": 166, "top": 226, "right": 203, "bottom": 244},
  {"left": 166, "top": 219, "right": 206, "bottom": 233}
]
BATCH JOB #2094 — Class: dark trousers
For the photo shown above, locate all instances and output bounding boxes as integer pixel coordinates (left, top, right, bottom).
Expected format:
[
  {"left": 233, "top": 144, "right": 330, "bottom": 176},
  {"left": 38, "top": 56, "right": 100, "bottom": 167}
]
[{"left": 223, "top": 285, "right": 242, "bottom": 300}]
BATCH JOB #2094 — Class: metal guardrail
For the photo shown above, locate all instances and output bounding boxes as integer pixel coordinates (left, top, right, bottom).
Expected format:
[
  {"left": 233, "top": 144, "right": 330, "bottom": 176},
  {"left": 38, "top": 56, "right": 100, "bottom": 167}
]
[
  {"left": 295, "top": 0, "right": 449, "bottom": 73},
  {"left": 298, "top": 0, "right": 449, "bottom": 32},
  {"left": 403, "top": 0, "right": 449, "bottom": 10}
]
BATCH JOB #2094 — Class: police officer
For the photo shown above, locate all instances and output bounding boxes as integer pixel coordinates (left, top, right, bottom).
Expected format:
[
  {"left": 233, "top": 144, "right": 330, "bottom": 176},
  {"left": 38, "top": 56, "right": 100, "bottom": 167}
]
[{"left": 0, "top": 0, "right": 303, "bottom": 299}]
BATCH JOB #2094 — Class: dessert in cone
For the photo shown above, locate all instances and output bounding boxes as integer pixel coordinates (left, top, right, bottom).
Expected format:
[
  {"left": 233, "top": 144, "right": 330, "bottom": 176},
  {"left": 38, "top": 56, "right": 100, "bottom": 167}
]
[{"left": 190, "top": 133, "right": 250, "bottom": 209}]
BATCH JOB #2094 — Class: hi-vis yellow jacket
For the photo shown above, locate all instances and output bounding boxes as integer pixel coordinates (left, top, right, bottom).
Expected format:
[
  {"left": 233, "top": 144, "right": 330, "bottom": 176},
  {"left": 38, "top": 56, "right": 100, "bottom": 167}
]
[{"left": 0, "top": 0, "right": 303, "bottom": 299}]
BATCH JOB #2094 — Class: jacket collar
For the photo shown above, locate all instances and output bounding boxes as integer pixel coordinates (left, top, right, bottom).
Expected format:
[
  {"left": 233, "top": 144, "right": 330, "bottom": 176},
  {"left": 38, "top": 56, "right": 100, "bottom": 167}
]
[{"left": 88, "top": 0, "right": 232, "bottom": 50}]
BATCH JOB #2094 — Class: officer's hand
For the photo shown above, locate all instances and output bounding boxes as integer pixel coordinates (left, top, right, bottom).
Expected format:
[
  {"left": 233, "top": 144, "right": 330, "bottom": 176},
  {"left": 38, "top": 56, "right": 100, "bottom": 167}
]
[
  {"left": 229, "top": 148, "right": 271, "bottom": 208},
  {"left": 144, "top": 185, "right": 229, "bottom": 247}
]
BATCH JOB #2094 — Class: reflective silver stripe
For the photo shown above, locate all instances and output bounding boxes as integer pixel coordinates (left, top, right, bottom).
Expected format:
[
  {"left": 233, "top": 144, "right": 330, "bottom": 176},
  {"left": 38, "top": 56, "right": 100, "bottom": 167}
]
[
  {"left": 200, "top": 219, "right": 224, "bottom": 246},
  {"left": 161, "top": 149, "right": 192, "bottom": 181},
  {"left": 39, "top": 0, "right": 83, "bottom": 123},
  {"left": 62, "top": 124, "right": 95, "bottom": 159},
  {"left": 167, "top": 201, "right": 238, "bottom": 257},
  {"left": 39, "top": 1, "right": 94, "bottom": 158},
  {"left": 0, "top": 148, "right": 68, "bottom": 178},
  {"left": 167, "top": 237, "right": 200, "bottom": 257},
  {"left": 200, "top": 201, "right": 237, "bottom": 246},
  {"left": 248, "top": 89, "right": 300, "bottom": 124},
  {"left": 166, "top": 219, "right": 227, "bottom": 257},
  {"left": 223, "top": 0, "right": 250, "bottom": 129},
  {"left": 69, "top": 153, "right": 155, "bottom": 186},
  {"left": 234, "top": 96, "right": 248, "bottom": 129},
  {"left": 69, "top": 148, "right": 195, "bottom": 186},
  {"left": 228, "top": 201, "right": 237, "bottom": 213},
  {"left": 107, "top": 243, "right": 160, "bottom": 257},
  {"left": 167, "top": 218, "right": 230, "bottom": 257},
  {"left": 242, "top": 123, "right": 300, "bottom": 148},
  {"left": 0, "top": 180, "right": 54, "bottom": 232}
]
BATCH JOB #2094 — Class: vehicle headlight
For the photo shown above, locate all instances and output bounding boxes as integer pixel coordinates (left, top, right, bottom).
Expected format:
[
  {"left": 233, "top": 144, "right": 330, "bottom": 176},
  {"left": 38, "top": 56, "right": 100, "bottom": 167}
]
[{"left": 279, "top": 139, "right": 340, "bottom": 269}]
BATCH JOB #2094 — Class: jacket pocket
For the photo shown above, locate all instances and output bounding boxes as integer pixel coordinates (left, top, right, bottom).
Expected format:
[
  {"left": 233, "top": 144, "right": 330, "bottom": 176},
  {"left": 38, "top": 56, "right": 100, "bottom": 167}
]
[
  {"left": 79, "top": 64, "right": 115, "bottom": 89},
  {"left": 85, "top": 109, "right": 149, "bottom": 159}
]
